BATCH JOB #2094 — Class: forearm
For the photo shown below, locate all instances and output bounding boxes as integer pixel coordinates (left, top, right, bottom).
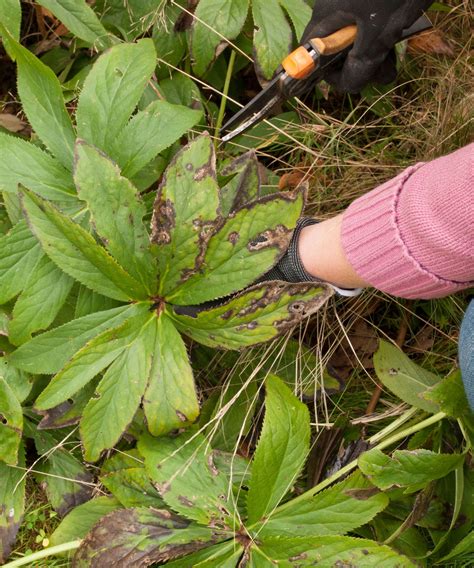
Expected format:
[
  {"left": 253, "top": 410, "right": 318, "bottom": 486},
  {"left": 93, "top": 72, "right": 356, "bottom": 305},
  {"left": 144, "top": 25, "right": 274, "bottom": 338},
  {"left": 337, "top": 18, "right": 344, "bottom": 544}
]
[{"left": 299, "top": 144, "right": 474, "bottom": 299}]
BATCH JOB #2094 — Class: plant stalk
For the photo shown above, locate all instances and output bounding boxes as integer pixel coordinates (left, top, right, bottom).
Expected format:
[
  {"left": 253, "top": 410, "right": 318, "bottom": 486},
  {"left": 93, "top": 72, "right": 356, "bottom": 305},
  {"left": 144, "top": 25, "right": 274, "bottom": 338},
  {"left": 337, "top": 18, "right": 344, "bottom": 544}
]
[
  {"left": 3, "top": 540, "right": 82, "bottom": 567},
  {"left": 271, "top": 411, "right": 447, "bottom": 516},
  {"left": 214, "top": 49, "right": 237, "bottom": 147}
]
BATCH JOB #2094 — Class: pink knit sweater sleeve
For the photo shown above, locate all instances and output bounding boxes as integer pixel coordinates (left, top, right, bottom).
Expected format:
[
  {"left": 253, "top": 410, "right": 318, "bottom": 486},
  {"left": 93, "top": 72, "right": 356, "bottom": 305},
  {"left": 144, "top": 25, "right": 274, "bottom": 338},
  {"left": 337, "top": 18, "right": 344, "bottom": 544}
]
[{"left": 341, "top": 143, "right": 474, "bottom": 299}]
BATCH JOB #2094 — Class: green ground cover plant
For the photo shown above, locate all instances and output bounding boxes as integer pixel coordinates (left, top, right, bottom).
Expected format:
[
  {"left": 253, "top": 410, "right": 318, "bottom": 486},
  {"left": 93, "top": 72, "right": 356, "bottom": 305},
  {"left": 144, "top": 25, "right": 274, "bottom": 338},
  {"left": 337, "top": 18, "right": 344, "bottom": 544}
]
[{"left": 0, "top": 0, "right": 472, "bottom": 566}]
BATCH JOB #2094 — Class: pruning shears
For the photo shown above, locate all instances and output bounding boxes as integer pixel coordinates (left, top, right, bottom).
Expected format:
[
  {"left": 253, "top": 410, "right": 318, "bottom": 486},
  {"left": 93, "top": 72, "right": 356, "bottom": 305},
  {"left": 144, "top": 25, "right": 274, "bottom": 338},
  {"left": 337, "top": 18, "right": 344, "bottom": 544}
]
[{"left": 220, "top": 15, "right": 432, "bottom": 143}]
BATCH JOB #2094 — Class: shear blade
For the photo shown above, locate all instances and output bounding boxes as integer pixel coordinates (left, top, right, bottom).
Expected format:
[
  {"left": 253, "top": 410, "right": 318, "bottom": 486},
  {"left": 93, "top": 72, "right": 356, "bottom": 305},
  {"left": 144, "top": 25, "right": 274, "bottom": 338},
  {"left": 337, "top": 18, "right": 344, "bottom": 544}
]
[{"left": 220, "top": 74, "right": 284, "bottom": 142}]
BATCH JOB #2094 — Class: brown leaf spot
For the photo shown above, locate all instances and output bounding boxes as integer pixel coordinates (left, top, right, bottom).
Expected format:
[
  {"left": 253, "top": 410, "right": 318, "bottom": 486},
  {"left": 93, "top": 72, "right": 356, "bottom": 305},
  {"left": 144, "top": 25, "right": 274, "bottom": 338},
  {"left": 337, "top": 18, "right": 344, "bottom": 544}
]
[
  {"left": 151, "top": 194, "right": 175, "bottom": 246},
  {"left": 344, "top": 487, "right": 381, "bottom": 500},
  {"left": 178, "top": 495, "right": 194, "bottom": 507},
  {"left": 289, "top": 553, "right": 308, "bottom": 561},
  {"left": 248, "top": 225, "right": 292, "bottom": 254},
  {"left": 175, "top": 410, "right": 188, "bottom": 423},
  {"left": 228, "top": 231, "right": 240, "bottom": 245},
  {"left": 207, "top": 453, "right": 219, "bottom": 477}
]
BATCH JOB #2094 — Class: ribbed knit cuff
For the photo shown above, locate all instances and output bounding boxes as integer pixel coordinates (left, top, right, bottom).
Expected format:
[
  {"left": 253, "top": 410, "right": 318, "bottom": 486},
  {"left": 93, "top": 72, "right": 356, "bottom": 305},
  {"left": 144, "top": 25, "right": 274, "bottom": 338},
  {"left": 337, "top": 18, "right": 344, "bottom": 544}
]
[{"left": 341, "top": 164, "right": 469, "bottom": 299}]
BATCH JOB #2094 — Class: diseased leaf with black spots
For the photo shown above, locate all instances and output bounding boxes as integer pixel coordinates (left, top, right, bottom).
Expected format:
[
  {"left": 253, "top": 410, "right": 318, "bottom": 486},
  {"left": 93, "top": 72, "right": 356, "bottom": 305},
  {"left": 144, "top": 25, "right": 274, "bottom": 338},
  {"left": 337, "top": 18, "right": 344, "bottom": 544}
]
[
  {"left": 50, "top": 496, "right": 122, "bottom": 547},
  {"left": 139, "top": 431, "right": 238, "bottom": 528},
  {"left": 219, "top": 151, "right": 261, "bottom": 217},
  {"left": 172, "top": 282, "right": 333, "bottom": 350},
  {"left": 72, "top": 508, "right": 220, "bottom": 568},
  {"left": 151, "top": 133, "right": 221, "bottom": 297},
  {"left": 168, "top": 190, "right": 305, "bottom": 305}
]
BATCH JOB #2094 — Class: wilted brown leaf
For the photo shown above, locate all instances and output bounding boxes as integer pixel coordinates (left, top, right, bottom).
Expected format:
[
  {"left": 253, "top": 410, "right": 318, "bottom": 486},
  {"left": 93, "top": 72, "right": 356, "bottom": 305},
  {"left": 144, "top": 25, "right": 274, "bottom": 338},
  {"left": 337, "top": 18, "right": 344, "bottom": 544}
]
[
  {"left": 408, "top": 30, "right": 454, "bottom": 56},
  {"left": 0, "top": 113, "right": 26, "bottom": 133}
]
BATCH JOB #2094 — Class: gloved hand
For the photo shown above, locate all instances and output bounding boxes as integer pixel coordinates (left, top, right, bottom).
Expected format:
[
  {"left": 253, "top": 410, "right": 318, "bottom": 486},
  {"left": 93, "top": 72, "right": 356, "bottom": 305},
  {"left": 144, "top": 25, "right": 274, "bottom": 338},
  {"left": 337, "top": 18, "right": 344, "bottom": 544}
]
[
  {"left": 301, "top": 0, "right": 432, "bottom": 92},
  {"left": 260, "top": 218, "right": 362, "bottom": 297}
]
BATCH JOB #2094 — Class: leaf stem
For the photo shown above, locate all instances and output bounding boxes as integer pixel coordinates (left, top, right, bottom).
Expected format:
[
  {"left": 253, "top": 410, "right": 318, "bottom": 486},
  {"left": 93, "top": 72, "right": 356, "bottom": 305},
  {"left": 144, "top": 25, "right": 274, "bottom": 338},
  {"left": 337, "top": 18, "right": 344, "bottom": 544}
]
[
  {"left": 3, "top": 541, "right": 82, "bottom": 567},
  {"left": 271, "top": 411, "right": 446, "bottom": 516},
  {"left": 214, "top": 49, "right": 237, "bottom": 147}
]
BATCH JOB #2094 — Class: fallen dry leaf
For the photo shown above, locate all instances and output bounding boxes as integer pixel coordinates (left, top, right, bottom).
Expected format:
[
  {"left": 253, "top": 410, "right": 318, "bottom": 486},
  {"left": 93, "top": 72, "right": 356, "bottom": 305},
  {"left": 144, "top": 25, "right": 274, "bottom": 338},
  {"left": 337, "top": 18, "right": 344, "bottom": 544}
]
[
  {"left": 279, "top": 170, "right": 306, "bottom": 191},
  {"left": 408, "top": 29, "right": 454, "bottom": 57},
  {"left": 0, "top": 113, "right": 26, "bottom": 133}
]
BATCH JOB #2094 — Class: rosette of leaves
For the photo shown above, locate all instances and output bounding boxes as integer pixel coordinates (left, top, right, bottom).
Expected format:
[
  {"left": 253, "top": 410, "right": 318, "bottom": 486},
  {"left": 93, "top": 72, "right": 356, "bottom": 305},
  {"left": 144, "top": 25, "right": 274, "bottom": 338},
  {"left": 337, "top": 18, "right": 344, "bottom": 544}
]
[
  {"left": 49, "top": 375, "right": 418, "bottom": 567},
  {"left": 9, "top": 130, "right": 331, "bottom": 463}
]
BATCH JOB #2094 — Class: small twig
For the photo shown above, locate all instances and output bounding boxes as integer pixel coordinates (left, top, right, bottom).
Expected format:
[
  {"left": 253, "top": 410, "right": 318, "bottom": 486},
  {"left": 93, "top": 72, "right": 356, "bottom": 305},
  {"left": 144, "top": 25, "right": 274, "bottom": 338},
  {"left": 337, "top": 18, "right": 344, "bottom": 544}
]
[{"left": 365, "top": 303, "right": 411, "bottom": 414}]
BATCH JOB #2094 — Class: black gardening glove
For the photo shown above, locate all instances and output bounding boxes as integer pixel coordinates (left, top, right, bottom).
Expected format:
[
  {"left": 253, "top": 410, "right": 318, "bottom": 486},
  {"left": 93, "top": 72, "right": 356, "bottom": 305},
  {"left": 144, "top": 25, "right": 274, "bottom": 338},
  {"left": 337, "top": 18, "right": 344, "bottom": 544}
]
[
  {"left": 260, "top": 218, "right": 362, "bottom": 297},
  {"left": 302, "top": 0, "right": 432, "bottom": 92}
]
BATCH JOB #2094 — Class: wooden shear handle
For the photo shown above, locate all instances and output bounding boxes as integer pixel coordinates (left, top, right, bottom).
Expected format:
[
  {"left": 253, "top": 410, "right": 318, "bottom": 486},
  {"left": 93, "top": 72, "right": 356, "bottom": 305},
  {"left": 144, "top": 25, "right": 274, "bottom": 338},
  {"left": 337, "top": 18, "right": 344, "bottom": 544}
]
[{"left": 282, "top": 25, "right": 357, "bottom": 79}]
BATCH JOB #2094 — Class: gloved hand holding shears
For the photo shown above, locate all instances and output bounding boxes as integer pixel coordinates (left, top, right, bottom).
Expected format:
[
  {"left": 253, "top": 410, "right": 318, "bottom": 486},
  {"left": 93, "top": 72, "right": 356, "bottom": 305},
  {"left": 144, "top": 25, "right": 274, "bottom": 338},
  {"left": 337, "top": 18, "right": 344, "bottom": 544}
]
[{"left": 221, "top": 0, "right": 432, "bottom": 142}]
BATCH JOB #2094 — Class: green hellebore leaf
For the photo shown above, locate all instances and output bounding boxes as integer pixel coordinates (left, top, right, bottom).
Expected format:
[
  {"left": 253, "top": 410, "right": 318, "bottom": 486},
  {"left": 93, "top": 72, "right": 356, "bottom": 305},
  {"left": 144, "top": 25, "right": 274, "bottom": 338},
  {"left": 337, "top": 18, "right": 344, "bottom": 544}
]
[
  {"left": 100, "top": 467, "right": 164, "bottom": 509},
  {"left": 139, "top": 431, "right": 238, "bottom": 528},
  {"left": 252, "top": 0, "right": 311, "bottom": 80},
  {"left": 164, "top": 542, "right": 238, "bottom": 568},
  {"left": 114, "top": 100, "right": 203, "bottom": 179},
  {"left": 0, "top": 26, "right": 75, "bottom": 169},
  {"left": 10, "top": 303, "right": 144, "bottom": 375},
  {"left": 152, "top": 2, "right": 187, "bottom": 79},
  {"left": 0, "top": 357, "right": 33, "bottom": 404},
  {"left": 191, "top": 0, "right": 249, "bottom": 76},
  {"left": 437, "top": 530, "right": 474, "bottom": 564},
  {"left": 0, "top": 220, "right": 42, "bottom": 305},
  {"left": 142, "top": 313, "right": 200, "bottom": 436},
  {"left": 172, "top": 282, "right": 333, "bottom": 350},
  {"left": 0, "top": 132, "right": 75, "bottom": 202},
  {"left": 50, "top": 496, "right": 122, "bottom": 548},
  {"left": 169, "top": 190, "right": 305, "bottom": 305},
  {"left": 374, "top": 340, "right": 441, "bottom": 413},
  {"left": 256, "top": 472, "right": 388, "bottom": 538},
  {"left": 251, "top": 535, "right": 416, "bottom": 567},
  {"left": 252, "top": 0, "right": 291, "bottom": 81},
  {"left": 205, "top": 371, "right": 258, "bottom": 452},
  {"left": 358, "top": 448, "right": 465, "bottom": 492},
  {"left": 0, "top": 444, "right": 25, "bottom": 563},
  {"left": 8, "top": 254, "right": 74, "bottom": 345},
  {"left": 158, "top": 73, "right": 203, "bottom": 111},
  {"left": 80, "top": 314, "right": 156, "bottom": 462},
  {"left": 247, "top": 374, "right": 310, "bottom": 525},
  {"left": 423, "top": 370, "right": 471, "bottom": 418},
  {"left": 36, "top": 0, "right": 117, "bottom": 50},
  {"left": 74, "top": 140, "right": 156, "bottom": 292},
  {"left": 219, "top": 151, "right": 261, "bottom": 217},
  {"left": 74, "top": 286, "right": 121, "bottom": 319},
  {"left": 0, "top": 0, "right": 21, "bottom": 40},
  {"left": 76, "top": 39, "right": 156, "bottom": 158},
  {"left": 151, "top": 133, "right": 220, "bottom": 297},
  {"left": 34, "top": 305, "right": 152, "bottom": 411},
  {"left": 72, "top": 508, "right": 220, "bottom": 568},
  {"left": 0, "top": 377, "right": 22, "bottom": 465},
  {"left": 20, "top": 189, "right": 148, "bottom": 302}
]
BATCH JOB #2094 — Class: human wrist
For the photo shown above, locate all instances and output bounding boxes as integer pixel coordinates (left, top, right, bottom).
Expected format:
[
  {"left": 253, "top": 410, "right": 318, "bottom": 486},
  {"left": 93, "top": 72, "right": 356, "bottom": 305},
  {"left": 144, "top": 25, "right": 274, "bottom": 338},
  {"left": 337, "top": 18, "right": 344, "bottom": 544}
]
[{"left": 298, "top": 214, "right": 369, "bottom": 289}]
